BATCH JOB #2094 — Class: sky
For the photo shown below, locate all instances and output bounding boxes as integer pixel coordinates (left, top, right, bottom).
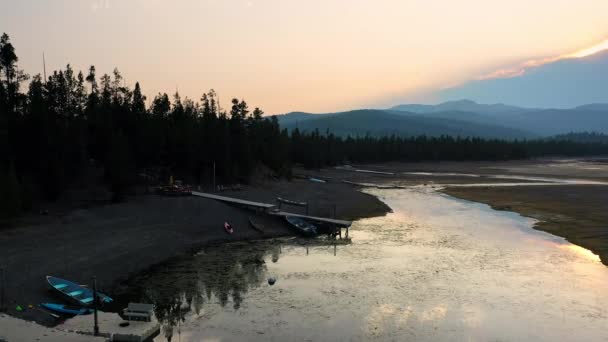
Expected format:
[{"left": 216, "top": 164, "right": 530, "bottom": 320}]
[{"left": 2, "top": 0, "right": 608, "bottom": 113}]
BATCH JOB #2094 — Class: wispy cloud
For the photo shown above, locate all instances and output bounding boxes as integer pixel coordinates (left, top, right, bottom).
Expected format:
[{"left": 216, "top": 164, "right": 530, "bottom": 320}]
[{"left": 479, "top": 38, "right": 608, "bottom": 80}]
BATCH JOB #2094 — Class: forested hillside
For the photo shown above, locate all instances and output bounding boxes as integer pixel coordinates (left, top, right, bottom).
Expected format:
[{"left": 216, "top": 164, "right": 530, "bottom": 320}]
[
  {"left": 2, "top": 33, "right": 608, "bottom": 218},
  {"left": 389, "top": 100, "right": 608, "bottom": 136},
  {"left": 278, "top": 109, "right": 535, "bottom": 139}
]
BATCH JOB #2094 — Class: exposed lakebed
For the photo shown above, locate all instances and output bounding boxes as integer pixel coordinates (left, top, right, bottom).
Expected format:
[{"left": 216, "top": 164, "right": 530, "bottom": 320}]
[{"left": 124, "top": 187, "right": 608, "bottom": 341}]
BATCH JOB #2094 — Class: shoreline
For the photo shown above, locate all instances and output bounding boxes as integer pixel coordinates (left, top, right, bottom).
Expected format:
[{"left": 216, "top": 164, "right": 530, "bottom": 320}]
[
  {"left": 3, "top": 158, "right": 607, "bottom": 333},
  {"left": 442, "top": 185, "right": 608, "bottom": 266},
  {"left": 0, "top": 177, "right": 390, "bottom": 326}
]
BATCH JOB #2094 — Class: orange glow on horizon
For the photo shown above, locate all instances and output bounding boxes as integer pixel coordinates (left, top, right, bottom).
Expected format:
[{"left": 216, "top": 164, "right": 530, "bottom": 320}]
[{"left": 480, "top": 38, "right": 608, "bottom": 80}]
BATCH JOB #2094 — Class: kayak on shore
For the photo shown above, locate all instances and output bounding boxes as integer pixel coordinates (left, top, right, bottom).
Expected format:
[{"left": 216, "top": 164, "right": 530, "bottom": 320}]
[
  {"left": 224, "top": 222, "right": 234, "bottom": 234},
  {"left": 46, "top": 276, "right": 113, "bottom": 307},
  {"left": 39, "top": 303, "right": 93, "bottom": 316}
]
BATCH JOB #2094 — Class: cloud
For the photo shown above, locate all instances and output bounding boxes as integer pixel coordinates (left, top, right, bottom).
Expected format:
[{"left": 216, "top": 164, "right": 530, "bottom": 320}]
[{"left": 479, "top": 38, "right": 608, "bottom": 80}]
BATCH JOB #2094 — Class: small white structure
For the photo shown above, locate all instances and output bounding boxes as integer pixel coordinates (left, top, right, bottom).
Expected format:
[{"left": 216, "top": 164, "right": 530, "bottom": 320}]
[{"left": 123, "top": 303, "right": 154, "bottom": 322}]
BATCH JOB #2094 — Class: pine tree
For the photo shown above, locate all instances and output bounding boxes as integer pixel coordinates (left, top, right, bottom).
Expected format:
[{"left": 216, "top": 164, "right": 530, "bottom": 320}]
[
  {"left": 106, "top": 131, "right": 133, "bottom": 202},
  {"left": 0, "top": 163, "right": 22, "bottom": 218},
  {"left": 131, "top": 82, "right": 146, "bottom": 114}
]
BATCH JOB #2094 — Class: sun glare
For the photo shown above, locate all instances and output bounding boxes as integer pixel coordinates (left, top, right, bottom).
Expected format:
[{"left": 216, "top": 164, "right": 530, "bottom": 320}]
[
  {"left": 566, "top": 39, "right": 608, "bottom": 58},
  {"left": 559, "top": 244, "right": 601, "bottom": 263}
]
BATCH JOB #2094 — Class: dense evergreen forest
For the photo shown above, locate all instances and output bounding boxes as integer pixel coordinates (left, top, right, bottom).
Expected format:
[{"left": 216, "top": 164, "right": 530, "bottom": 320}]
[
  {"left": 550, "top": 132, "right": 608, "bottom": 144},
  {"left": 1, "top": 32, "right": 607, "bottom": 218}
]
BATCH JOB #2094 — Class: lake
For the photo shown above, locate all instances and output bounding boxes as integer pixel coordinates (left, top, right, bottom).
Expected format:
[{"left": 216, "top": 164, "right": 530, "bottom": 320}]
[{"left": 125, "top": 186, "right": 608, "bottom": 341}]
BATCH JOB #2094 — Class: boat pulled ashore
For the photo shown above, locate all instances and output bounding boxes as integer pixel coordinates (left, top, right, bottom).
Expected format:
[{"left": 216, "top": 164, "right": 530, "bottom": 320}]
[
  {"left": 285, "top": 216, "right": 318, "bottom": 237},
  {"left": 46, "top": 275, "right": 113, "bottom": 307}
]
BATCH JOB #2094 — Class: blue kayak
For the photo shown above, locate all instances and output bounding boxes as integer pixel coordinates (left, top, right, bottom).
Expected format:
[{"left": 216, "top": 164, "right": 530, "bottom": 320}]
[
  {"left": 46, "top": 275, "right": 113, "bottom": 306},
  {"left": 40, "top": 303, "right": 93, "bottom": 315}
]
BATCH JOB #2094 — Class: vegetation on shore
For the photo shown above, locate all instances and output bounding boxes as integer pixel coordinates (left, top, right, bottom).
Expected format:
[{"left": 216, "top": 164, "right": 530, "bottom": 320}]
[{"left": 1, "top": 32, "right": 608, "bottom": 218}]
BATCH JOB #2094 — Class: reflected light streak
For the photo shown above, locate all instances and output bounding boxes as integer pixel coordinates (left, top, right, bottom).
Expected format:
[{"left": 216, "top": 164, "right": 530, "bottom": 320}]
[{"left": 559, "top": 244, "right": 601, "bottom": 263}]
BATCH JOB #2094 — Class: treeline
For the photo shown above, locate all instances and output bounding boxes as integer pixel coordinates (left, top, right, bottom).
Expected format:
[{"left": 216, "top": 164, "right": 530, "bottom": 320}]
[
  {"left": 289, "top": 130, "right": 608, "bottom": 169},
  {"left": 0, "top": 33, "right": 289, "bottom": 217},
  {"left": 291, "top": 131, "right": 528, "bottom": 168},
  {"left": 550, "top": 132, "right": 608, "bottom": 144},
  {"left": 2, "top": 32, "right": 608, "bottom": 218}
]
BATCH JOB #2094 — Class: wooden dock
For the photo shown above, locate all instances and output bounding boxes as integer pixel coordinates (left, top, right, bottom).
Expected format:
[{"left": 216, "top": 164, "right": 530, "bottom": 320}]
[
  {"left": 269, "top": 211, "right": 351, "bottom": 227},
  {"left": 191, "top": 191, "right": 352, "bottom": 233},
  {"left": 58, "top": 312, "right": 160, "bottom": 342},
  {"left": 192, "top": 191, "right": 277, "bottom": 210}
]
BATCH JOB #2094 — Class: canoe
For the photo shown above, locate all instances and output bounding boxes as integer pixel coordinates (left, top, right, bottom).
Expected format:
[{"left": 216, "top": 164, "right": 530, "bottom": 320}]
[
  {"left": 224, "top": 222, "right": 234, "bottom": 234},
  {"left": 248, "top": 217, "right": 265, "bottom": 233},
  {"left": 40, "top": 303, "right": 93, "bottom": 316},
  {"left": 285, "top": 216, "right": 318, "bottom": 237},
  {"left": 46, "top": 276, "right": 113, "bottom": 307}
]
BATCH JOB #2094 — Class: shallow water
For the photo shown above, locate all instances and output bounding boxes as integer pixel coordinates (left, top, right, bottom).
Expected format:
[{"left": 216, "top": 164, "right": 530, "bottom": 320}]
[
  {"left": 133, "top": 187, "right": 608, "bottom": 341},
  {"left": 403, "top": 171, "right": 608, "bottom": 186}
]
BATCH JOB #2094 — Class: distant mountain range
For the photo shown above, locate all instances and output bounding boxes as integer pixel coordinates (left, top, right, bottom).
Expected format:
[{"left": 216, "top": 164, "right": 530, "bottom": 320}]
[
  {"left": 390, "top": 100, "right": 537, "bottom": 116},
  {"left": 276, "top": 47, "right": 608, "bottom": 139},
  {"left": 438, "top": 50, "right": 608, "bottom": 108},
  {"left": 275, "top": 99, "right": 608, "bottom": 139}
]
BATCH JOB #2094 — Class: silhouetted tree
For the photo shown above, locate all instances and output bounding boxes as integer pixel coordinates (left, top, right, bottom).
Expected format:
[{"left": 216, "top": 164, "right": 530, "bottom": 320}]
[{"left": 1, "top": 32, "right": 607, "bottom": 219}]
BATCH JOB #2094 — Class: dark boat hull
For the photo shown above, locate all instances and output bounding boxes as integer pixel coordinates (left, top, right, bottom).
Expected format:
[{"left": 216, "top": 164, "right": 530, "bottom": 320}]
[
  {"left": 249, "top": 217, "right": 265, "bottom": 233},
  {"left": 285, "top": 216, "right": 318, "bottom": 237}
]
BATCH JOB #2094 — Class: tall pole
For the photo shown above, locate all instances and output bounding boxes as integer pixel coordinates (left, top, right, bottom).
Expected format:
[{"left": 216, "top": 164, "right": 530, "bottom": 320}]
[
  {"left": 217, "top": 93, "right": 221, "bottom": 116},
  {"left": 213, "top": 161, "right": 216, "bottom": 192},
  {"left": 42, "top": 52, "right": 47, "bottom": 83},
  {"left": 93, "top": 276, "right": 99, "bottom": 336}
]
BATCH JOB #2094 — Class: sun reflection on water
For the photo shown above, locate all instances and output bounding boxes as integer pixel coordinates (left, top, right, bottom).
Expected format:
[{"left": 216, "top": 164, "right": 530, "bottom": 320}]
[{"left": 558, "top": 244, "right": 601, "bottom": 263}]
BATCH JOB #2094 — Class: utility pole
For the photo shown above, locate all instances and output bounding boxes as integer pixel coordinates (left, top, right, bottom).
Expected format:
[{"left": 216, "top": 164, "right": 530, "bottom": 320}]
[
  {"left": 42, "top": 52, "right": 47, "bottom": 83},
  {"left": 92, "top": 276, "right": 99, "bottom": 336},
  {"left": 217, "top": 92, "right": 221, "bottom": 116}
]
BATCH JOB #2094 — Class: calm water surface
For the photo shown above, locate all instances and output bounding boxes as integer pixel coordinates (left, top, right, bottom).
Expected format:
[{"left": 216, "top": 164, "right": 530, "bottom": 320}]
[{"left": 134, "top": 187, "right": 608, "bottom": 341}]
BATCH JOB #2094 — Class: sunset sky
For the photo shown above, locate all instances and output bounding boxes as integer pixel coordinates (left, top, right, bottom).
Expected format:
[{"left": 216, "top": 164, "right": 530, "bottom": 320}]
[{"left": 3, "top": 0, "right": 608, "bottom": 113}]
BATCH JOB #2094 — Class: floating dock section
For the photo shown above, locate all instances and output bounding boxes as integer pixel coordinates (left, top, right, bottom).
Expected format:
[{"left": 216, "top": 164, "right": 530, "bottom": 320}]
[
  {"left": 58, "top": 312, "right": 160, "bottom": 342},
  {"left": 0, "top": 314, "right": 105, "bottom": 342}
]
